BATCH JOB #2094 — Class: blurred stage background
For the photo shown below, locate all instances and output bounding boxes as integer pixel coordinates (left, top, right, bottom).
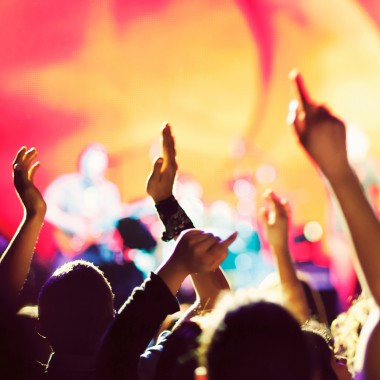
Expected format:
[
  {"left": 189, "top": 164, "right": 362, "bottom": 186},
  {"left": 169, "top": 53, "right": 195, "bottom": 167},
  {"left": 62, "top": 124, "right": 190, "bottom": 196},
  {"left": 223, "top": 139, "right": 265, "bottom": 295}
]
[{"left": 2, "top": 0, "right": 380, "bottom": 314}]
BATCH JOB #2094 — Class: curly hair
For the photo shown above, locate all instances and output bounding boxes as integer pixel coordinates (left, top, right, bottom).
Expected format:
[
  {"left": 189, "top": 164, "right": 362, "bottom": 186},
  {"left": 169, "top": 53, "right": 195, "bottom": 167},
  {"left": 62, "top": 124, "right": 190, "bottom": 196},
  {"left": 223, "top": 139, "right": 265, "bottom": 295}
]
[{"left": 330, "top": 293, "right": 374, "bottom": 374}]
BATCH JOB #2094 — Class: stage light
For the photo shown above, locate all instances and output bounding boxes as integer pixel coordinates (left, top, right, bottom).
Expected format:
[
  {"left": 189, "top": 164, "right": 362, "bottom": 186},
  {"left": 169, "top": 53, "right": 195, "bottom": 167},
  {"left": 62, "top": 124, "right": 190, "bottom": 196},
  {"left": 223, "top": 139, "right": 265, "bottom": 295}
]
[
  {"left": 235, "top": 253, "right": 252, "bottom": 271},
  {"left": 346, "top": 123, "right": 370, "bottom": 164},
  {"left": 235, "top": 220, "right": 254, "bottom": 238},
  {"left": 303, "top": 221, "right": 323, "bottom": 242},
  {"left": 237, "top": 198, "right": 256, "bottom": 216},
  {"left": 256, "top": 164, "right": 276, "bottom": 184},
  {"left": 228, "top": 236, "right": 246, "bottom": 254},
  {"left": 233, "top": 178, "right": 254, "bottom": 198}
]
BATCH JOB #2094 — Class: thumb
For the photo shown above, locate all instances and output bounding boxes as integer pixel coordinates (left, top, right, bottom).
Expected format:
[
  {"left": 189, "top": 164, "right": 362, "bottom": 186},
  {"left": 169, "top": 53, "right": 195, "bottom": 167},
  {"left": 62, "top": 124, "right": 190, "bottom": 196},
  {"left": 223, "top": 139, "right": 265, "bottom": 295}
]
[
  {"left": 220, "top": 231, "right": 238, "bottom": 248},
  {"left": 259, "top": 205, "right": 269, "bottom": 219},
  {"left": 150, "top": 157, "right": 164, "bottom": 179},
  {"left": 29, "top": 161, "right": 40, "bottom": 182}
]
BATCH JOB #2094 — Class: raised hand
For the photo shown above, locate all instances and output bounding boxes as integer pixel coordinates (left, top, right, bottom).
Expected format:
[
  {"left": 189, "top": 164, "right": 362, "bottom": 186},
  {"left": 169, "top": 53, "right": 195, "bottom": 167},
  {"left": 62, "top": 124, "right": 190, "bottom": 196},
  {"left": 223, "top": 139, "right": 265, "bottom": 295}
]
[
  {"left": 259, "top": 189, "right": 312, "bottom": 323},
  {"left": 172, "top": 229, "right": 238, "bottom": 274},
  {"left": 156, "top": 229, "right": 237, "bottom": 296},
  {"left": 0, "top": 146, "right": 46, "bottom": 304},
  {"left": 259, "top": 190, "right": 289, "bottom": 251},
  {"left": 13, "top": 146, "right": 46, "bottom": 219},
  {"left": 147, "top": 123, "right": 178, "bottom": 203},
  {"left": 288, "top": 71, "right": 349, "bottom": 180},
  {"left": 288, "top": 72, "right": 380, "bottom": 376}
]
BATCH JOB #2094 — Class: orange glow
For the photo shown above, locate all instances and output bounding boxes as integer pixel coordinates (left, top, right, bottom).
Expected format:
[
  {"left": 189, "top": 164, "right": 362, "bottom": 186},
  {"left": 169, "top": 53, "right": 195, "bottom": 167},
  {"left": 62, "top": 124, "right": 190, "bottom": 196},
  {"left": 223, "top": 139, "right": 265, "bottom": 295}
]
[{"left": 2, "top": 0, "right": 380, "bottom": 303}]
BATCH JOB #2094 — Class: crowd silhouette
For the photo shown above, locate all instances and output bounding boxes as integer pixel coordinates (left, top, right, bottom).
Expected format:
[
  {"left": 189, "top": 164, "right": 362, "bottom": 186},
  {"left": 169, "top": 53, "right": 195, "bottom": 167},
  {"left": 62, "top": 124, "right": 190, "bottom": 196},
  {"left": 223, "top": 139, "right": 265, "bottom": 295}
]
[{"left": 1, "top": 72, "right": 379, "bottom": 379}]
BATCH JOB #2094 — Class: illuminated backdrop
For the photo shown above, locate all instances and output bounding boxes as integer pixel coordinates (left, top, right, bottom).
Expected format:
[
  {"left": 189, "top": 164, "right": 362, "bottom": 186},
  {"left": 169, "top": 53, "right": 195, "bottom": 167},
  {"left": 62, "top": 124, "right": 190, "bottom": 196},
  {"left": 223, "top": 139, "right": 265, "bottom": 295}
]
[{"left": 2, "top": 0, "right": 380, "bottom": 298}]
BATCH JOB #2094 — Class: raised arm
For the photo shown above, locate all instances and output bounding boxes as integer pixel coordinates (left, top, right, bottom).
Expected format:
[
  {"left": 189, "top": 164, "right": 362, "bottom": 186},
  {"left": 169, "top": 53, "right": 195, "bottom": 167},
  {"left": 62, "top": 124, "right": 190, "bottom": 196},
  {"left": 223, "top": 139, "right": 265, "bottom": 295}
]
[
  {"left": 147, "top": 123, "right": 178, "bottom": 204},
  {"left": 96, "top": 228, "right": 236, "bottom": 380},
  {"left": 289, "top": 72, "right": 380, "bottom": 301},
  {"left": 155, "top": 229, "right": 237, "bottom": 297},
  {"left": 0, "top": 147, "right": 46, "bottom": 307},
  {"left": 260, "top": 189, "right": 310, "bottom": 323},
  {"left": 289, "top": 71, "right": 380, "bottom": 379},
  {"left": 147, "top": 123, "right": 194, "bottom": 241},
  {"left": 147, "top": 123, "right": 233, "bottom": 314}
]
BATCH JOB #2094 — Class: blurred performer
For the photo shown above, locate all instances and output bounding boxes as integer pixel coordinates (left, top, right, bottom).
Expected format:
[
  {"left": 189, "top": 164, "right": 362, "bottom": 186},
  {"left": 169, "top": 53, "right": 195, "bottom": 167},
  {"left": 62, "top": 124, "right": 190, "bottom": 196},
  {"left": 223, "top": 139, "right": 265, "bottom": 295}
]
[
  {"left": 44, "top": 143, "right": 124, "bottom": 267},
  {"left": 45, "top": 143, "right": 153, "bottom": 308}
]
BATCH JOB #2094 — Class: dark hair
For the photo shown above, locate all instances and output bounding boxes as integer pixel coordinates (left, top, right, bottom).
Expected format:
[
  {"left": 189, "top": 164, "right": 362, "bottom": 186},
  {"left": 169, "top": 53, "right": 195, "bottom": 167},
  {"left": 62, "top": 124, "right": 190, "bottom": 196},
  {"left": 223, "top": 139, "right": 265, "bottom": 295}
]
[
  {"left": 38, "top": 260, "right": 114, "bottom": 354},
  {"left": 206, "top": 301, "right": 311, "bottom": 380},
  {"left": 153, "top": 321, "right": 202, "bottom": 380},
  {"left": 303, "top": 330, "right": 338, "bottom": 380}
]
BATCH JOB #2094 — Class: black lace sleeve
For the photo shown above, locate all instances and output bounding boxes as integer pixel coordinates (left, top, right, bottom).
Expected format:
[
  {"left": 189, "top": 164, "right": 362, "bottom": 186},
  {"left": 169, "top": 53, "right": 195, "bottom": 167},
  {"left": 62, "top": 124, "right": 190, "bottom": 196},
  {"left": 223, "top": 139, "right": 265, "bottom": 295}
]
[{"left": 155, "top": 196, "right": 195, "bottom": 241}]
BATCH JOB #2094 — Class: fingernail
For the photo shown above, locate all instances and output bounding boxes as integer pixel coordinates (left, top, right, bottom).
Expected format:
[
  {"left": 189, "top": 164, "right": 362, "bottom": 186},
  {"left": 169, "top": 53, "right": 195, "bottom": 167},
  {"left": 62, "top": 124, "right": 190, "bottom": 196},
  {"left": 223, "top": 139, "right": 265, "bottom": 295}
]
[
  {"left": 262, "top": 188, "right": 273, "bottom": 198},
  {"left": 288, "top": 69, "right": 299, "bottom": 80},
  {"left": 286, "top": 106, "right": 298, "bottom": 125},
  {"left": 288, "top": 99, "right": 298, "bottom": 112}
]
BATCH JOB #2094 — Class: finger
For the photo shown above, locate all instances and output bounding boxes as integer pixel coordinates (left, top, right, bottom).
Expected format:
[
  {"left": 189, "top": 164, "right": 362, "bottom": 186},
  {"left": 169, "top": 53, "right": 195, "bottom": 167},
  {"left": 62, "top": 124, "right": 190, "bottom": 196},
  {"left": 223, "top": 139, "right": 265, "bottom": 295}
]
[
  {"left": 262, "top": 188, "right": 273, "bottom": 199},
  {"left": 150, "top": 157, "right": 164, "bottom": 179},
  {"left": 262, "top": 188, "right": 274, "bottom": 207},
  {"left": 286, "top": 99, "right": 298, "bottom": 126},
  {"left": 23, "top": 147, "right": 38, "bottom": 166},
  {"left": 280, "top": 198, "right": 291, "bottom": 219},
  {"left": 29, "top": 161, "right": 40, "bottom": 182},
  {"left": 290, "top": 70, "right": 312, "bottom": 111},
  {"left": 163, "top": 130, "right": 176, "bottom": 163},
  {"left": 263, "top": 190, "right": 289, "bottom": 220},
  {"left": 292, "top": 106, "right": 305, "bottom": 141},
  {"left": 190, "top": 232, "right": 220, "bottom": 246},
  {"left": 262, "top": 189, "right": 275, "bottom": 211},
  {"left": 13, "top": 146, "right": 27, "bottom": 167},
  {"left": 162, "top": 123, "right": 177, "bottom": 168},
  {"left": 178, "top": 229, "right": 210, "bottom": 243},
  {"left": 280, "top": 197, "right": 289, "bottom": 208},
  {"left": 258, "top": 206, "right": 269, "bottom": 224},
  {"left": 196, "top": 235, "right": 222, "bottom": 252},
  {"left": 315, "top": 105, "right": 334, "bottom": 121},
  {"left": 208, "top": 254, "right": 227, "bottom": 271},
  {"left": 269, "top": 210, "right": 278, "bottom": 225},
  {"left": 163, "top": 122, "right": 175, "bottom": 150},
  {"left": 219, "top": 231, "right": 238, "bottom": 248},
  {"left": 267, "top": 191, "right": 283, "bottom": 213}
]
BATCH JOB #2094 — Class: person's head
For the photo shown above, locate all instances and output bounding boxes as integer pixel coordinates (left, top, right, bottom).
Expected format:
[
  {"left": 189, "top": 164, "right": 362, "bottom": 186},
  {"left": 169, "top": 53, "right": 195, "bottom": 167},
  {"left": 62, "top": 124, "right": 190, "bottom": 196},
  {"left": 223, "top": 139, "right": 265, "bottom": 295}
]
[
  {"left": 153, "top": 321, "right": 202, "bottom": 380},
  {"left": 38, "top": 260, "right": 114, "bottom": 355},
  {"left": 198, "top": 289, "right": 311, "bottom": 380},
  {"left": 302, "top": 328, "right": 351, "bottom": 380},
  {"left": 303, "top": 329, "right": 338, "bottom": 380},
  {"left": 78, "top": 143, "right": 109, "bottom": 182},
  {"left": 330, "top": 293, "right": 373, "bottom": 375}
]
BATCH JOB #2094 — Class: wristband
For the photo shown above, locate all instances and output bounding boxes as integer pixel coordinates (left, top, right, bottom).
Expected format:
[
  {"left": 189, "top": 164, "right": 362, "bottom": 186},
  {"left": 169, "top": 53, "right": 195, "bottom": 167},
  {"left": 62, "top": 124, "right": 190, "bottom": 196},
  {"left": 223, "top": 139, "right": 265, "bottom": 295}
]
[{"left": 155, "top": 196, "right": 195, "bottom": 241}]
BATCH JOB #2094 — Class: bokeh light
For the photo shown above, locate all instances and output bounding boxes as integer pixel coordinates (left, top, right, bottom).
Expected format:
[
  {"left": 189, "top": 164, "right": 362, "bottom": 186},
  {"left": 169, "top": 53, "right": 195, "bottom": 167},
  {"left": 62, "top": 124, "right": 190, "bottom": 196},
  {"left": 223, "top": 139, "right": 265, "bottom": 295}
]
[{"left": 304, "top": 221, "right": 323, "bottom": 242}]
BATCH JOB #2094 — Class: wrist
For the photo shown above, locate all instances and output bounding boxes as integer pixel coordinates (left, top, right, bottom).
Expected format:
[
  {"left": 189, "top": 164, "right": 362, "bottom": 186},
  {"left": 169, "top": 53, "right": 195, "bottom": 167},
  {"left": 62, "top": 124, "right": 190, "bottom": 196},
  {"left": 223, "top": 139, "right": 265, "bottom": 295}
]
[
  {"left": 155, "top": 196, "right": 195, "bottom": 241},
  {"left": 156, "top": 257, "right": 189, "bottom": 296},
  {"left": 153, "top": 193, "right": 173, "bottom": 204},
  {"left": 154, "top": 194, "right": 175, "bottom": 206}
]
